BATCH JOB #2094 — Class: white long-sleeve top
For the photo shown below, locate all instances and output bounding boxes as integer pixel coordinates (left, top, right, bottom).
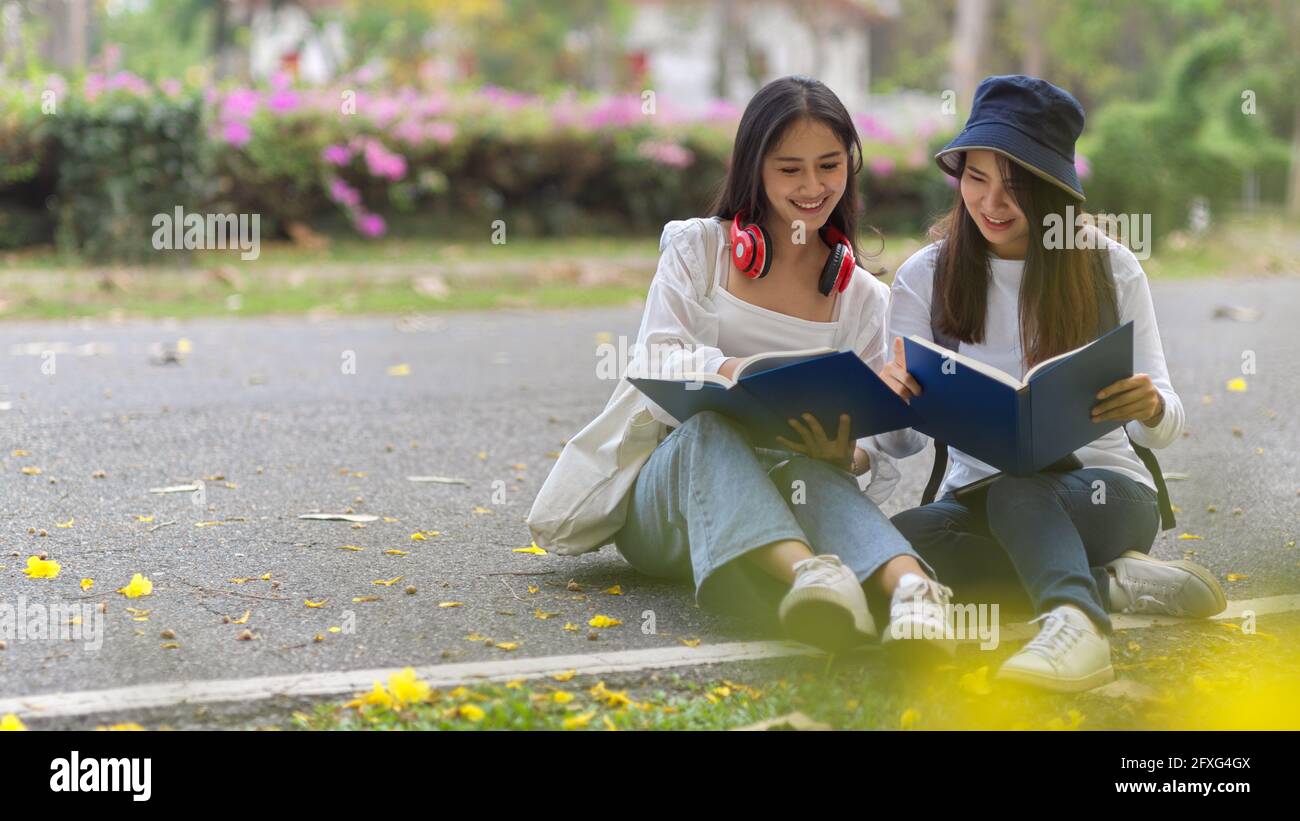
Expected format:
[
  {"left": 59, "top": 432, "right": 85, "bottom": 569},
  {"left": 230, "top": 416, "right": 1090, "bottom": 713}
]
[
  {"left": 873, "top": 235, "right": 1185, "bottom": 498},
  {"left": 630, "top": 216, "right": 903, "bottom": 504}
]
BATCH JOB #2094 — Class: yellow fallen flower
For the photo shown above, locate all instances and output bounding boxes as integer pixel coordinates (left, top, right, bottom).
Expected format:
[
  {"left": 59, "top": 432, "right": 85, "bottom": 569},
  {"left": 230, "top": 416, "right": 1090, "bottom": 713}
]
[
  {"left": 22, "top": 556, "right": 61, "bottom": 579},
  {"left": 0, "top": 714, "right": 27, "bottom": 731},
  {"left": 117, "top": 574, "right": 153, "bottom": 598}
]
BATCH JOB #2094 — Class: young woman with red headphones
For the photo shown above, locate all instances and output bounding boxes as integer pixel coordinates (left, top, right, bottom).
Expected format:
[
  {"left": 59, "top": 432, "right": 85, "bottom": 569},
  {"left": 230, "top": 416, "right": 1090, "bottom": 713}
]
[{"left": 605, "top": 76, "right": 956, "bottom": 657}]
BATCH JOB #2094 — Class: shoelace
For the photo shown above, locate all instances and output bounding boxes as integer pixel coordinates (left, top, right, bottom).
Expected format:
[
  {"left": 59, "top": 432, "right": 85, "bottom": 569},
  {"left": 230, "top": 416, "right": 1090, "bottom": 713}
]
[
  {"left": 1022, "top": 611, "right": 1088, "bottom": 660},
  {"left": 890, "top": 578, "right": 954, "bottom": 620},
  {"left": 792, "top": 555, "right": 845, "bottom": 586}
]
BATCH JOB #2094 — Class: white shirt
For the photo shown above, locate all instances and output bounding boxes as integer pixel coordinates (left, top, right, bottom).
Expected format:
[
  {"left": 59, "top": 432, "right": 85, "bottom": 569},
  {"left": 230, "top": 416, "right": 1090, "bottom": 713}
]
[
  {"left": 630, "top": 216, "right": 903, "bottom": 504},
  {"left": 713, "top": 261, "right": 840, "bottom": 355},
  {"left": 873, "top": 234, "right": 1185, "bottom": 498}
]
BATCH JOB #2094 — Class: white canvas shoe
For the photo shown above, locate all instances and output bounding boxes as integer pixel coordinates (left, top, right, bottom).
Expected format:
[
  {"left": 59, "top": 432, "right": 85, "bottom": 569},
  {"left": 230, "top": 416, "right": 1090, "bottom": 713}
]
[
  {"left": 778, "top": 555, "right": 876, "bottom": 653},
  {"left": 1105, "top": 550, "right": 1227, "bottom": 618},
  {"left": 881, "top": 572, "right": 957, "bottom": 661},
  {"left": 996, "top": 604, "right": 1114, "bottom": 692}
]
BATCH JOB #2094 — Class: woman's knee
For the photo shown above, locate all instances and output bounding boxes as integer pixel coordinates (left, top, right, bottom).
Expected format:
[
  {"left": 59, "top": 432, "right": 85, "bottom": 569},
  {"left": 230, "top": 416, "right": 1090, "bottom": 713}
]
[{"left": 984, "top": 473, "right": 1063, "bottom": 522}]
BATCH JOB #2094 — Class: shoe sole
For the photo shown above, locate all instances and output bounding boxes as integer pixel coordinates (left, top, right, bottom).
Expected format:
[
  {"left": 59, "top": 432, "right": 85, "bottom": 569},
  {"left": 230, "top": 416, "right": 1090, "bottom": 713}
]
[
  {"left": 1116, "top": 549, "right": 1228, "bottom": 618},
  {"left": 779, "top": 588, "right": 876, "bottom": 653},
  {"left": 881, "top": 632, "right": 957, "bottom": 670},
  {"left": 995, "top": 663, "right": 1115, "bottom": 693}
]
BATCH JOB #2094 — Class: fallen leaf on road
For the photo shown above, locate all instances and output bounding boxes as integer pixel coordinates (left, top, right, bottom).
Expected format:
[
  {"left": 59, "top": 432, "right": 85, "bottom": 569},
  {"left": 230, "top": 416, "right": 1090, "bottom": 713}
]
[
  {"left": 56, "top": 518, "right": 74, "bottom": 528},
  {"left": 337, "top": 545, "right": 365, "bottom": 552},
  {"left": 562, "top": 623, "right": 578, "bottom": 631},
  {"left": 603, "top": 584, "right": 622, "bottom": 595},
  {"left": 588, "top": 615, "right": 621, "bottom": 628},
  {"left": 553, "top": 670, "right": 577, "bottom": 682},
  {"left": 1177, "top": 533, "right": 1204, "bottom": 541},
  {"left": 385, "top": 549, "right": 410, "bottom": 556},
  {"left": 495, "top": 642, "right": 518, "bottom": 651},
  {"left": 305, "top": 599, "right": 326, "bottom": 608},
  {"left": 680, "top": 638, "right": 701, "bottom": 648},
  {"left": 387, "top": 364, "right": 411, "bottom": 376},
  {"left": 135, "top": 515, "right": 154, "bottom": 522},
  {"left": 352, "top": 596, "right": 380, "bottom": 603},
  {"left": 472, "top": 506, "right": 493, "bottom": 515},
  {"left": 514, "top": 543, "right": 547, "bottom": 555},
  {"left": 1226, "top": 573, "right": 1249, "bottom": 581},
  {"left": 229, "top": 611, "right": 250, "bottom": 624},
  {"left": 150, "top": 484, "right": 199, "bottom": 494},
  {"left": 1226, "top": 377, "right": 1248, "bottom": 392},
  {"left": 438, "top": 601, "right": 463, "bottom": 608},
  {"left": 373, "top": 576, "right": 403, "bottom": 586},
  {"left": 20, "top": 466, "right": 41, "bottom": 475},
  {"left": 298, "top": 513, "right": 378, "bottom": 523},
  {"left": 80, "top": 578, "right": 94, "bottom": 591},
  {"left": 534, "top": 609, "right": 560, "bottom": 620}
]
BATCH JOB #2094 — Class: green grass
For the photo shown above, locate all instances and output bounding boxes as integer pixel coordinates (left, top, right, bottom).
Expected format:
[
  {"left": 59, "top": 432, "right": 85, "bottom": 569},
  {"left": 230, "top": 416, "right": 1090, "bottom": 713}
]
[
  {"left": 286, "top": 612, "right": 1300, "bottom": 731},
  {"left": 0, "top": 211, "right": 1294, "bottom": 322}
]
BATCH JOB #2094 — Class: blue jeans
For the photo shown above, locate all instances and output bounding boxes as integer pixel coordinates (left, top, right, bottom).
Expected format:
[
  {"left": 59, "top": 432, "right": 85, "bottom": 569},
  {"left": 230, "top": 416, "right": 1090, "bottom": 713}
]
[
  {"left": 613, "top": 410, "right": 930, "bottom": 633},
  {"left": 890, "top": 469, "right": 1160, "bottom": 634}
]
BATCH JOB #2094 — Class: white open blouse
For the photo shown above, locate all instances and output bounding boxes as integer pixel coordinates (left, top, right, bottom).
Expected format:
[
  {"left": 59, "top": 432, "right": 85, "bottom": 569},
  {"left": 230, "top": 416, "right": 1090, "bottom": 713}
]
[{"left": 630, "top": 216, "right": 903, "bottom": 504}]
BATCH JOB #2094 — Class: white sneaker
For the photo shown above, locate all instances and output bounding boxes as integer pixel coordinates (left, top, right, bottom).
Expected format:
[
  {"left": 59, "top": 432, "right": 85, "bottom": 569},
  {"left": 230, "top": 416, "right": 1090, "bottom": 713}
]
[
  {"left": 1105, "top": 550, "right": 1227, "bottom": 618},
  {"left": 881, "top": 572, "right": 956, "bottom": 661},
  {"left": 778, "top": 555, "right": 876, "bottom": 653},
  {"left": 996, "top": 604, "right": 1114, "bottom": 692}
]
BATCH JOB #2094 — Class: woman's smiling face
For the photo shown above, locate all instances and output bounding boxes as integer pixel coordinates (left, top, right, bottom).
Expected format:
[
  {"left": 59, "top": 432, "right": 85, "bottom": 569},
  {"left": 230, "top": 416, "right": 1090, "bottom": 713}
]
[
  {"left": 761, "top": 117, "right": 848, "bottom": 235},
  {"left": 960, "top": 149, "right": 1030, "bottom": 259}
]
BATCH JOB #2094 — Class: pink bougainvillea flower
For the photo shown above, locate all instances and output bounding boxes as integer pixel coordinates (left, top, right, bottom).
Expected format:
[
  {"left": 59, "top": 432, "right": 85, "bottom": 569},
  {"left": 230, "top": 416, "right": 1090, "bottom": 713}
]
[
  {"left": 321, "top": 144, "right": 353, "bottom": 165},
  {"left": 362, "top": 139, "right": 407, "bottom": 181},
  {"left": 356, "top": 212, "right": 386, "bottom": 238},
  {"left": 637, "top": 140, "right": 694, "bottom": 169},
  {"left": 222, "top": 120, "right": 252, "bottom": 147},
  {"left": 867, "top": 157, "right": 896, "bottom": 178},
  {"left": 267, "top": 88, "right": 300, "bottom": 114},
  {"left": 328, "top": 178, "right": 361, "bottom": 208}
]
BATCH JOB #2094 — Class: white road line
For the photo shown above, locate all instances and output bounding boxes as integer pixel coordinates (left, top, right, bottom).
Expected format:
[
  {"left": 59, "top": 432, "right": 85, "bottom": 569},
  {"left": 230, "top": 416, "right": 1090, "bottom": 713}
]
[{"left": 2, "top": 593, "right": 1297, "bottom": 722}]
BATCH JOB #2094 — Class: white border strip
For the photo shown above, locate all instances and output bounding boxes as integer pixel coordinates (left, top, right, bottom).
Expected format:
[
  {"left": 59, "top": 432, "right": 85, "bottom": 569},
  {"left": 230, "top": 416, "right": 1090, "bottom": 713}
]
[{"left": 3, "top": 594, "right": 1297, "bottom": 722}]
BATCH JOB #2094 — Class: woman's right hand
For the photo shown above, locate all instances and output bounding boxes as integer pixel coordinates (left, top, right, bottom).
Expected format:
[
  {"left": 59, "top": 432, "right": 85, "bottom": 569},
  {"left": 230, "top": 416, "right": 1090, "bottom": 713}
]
[{"left": 880, "top": 337, "right": 923, "bottom": 402}]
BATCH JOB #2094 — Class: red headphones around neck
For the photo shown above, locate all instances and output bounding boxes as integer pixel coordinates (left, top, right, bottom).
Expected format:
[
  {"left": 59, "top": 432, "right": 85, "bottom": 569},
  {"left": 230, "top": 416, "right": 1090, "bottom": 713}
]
[{"left": 729, "top": 210, "right": 856, "bottom": 296}]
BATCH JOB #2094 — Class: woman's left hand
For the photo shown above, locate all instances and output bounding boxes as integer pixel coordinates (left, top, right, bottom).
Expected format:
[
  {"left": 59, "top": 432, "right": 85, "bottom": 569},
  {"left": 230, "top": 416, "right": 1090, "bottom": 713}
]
[
  {"left": 776, "top": 412, "right": 856, "bottom": 470},
  {"left": 1091, "top": 373, "right": 1165, "bottom": 427}
]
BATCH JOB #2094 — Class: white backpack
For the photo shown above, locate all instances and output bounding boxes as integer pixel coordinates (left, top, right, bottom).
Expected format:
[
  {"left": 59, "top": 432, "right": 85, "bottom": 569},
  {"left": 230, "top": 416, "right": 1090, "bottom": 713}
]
[{"left": 526, "top": 218, "right": 722, "bottom": 555}]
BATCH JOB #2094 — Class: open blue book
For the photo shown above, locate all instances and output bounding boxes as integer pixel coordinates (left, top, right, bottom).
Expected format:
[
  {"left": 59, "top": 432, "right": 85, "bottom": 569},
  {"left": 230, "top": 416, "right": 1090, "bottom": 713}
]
[
  {"left": 628, "top": 348, "right": 919, "bottom": 446},
  {"left": 903, "top": 321, "right": 1135, "bottom": 475}
]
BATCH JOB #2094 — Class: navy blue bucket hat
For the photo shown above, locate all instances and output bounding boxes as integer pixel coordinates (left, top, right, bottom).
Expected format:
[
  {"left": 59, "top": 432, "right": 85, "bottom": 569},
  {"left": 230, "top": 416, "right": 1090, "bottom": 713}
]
[{"left": 935, "top": 75, "right": 1087, "bottom": 201}]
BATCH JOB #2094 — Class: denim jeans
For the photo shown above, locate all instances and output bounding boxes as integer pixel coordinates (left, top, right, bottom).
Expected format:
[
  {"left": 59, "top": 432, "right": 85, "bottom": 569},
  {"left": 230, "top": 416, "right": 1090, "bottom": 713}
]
[
  {"left": 613, "top": 410, "right": 930, "bottom": 633},
  {"left": 890, "top": 469, "right": 1160, "bottom": 634}
]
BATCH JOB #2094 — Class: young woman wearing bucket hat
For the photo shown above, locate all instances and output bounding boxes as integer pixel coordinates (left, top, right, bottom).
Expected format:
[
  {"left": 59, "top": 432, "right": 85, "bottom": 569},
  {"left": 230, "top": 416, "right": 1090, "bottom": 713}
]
[{"left": 872, "top": 75, "right": 1226, "bottom": 692}]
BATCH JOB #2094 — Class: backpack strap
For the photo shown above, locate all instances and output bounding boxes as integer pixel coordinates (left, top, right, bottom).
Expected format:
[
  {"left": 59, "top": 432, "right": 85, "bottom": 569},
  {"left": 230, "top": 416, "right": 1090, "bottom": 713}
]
[{"left": 922, "top": 269, "right": 961, "bottom": 505}]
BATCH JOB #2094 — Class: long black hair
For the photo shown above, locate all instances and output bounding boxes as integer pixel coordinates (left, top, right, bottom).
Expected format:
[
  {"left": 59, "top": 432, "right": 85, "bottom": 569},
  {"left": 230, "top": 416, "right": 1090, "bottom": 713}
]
[{"left": 709, "top": 75, "right": 865, "bottom": 261}]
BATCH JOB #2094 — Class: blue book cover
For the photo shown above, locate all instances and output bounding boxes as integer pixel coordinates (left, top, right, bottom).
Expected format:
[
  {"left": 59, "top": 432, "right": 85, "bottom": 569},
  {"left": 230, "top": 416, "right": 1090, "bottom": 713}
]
[
  {"left": 903, "top": 321, "right": 1135, "bottom": 475},
  {"left": 628, "top": 349, "right": 919, "bottom": 446}
]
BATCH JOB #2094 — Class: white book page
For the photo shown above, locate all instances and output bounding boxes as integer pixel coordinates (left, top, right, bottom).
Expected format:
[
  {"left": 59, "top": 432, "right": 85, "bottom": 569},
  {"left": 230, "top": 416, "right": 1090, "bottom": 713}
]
[
  {"left": 1023, "top": 335, "right": 1101, "bottom": 381},
  {"left": 732, "top": 347, "right": 838, "bottom": 379},
  {"left": 906, "top": 335, "right": 1023, "bottom": 389}
]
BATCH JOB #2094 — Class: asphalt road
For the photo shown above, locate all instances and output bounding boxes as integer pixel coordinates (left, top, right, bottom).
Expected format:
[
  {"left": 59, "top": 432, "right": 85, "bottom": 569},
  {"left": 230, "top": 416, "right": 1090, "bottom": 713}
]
[{"left": 1, "top": 277, "right": 1296, "bottom": 704}]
